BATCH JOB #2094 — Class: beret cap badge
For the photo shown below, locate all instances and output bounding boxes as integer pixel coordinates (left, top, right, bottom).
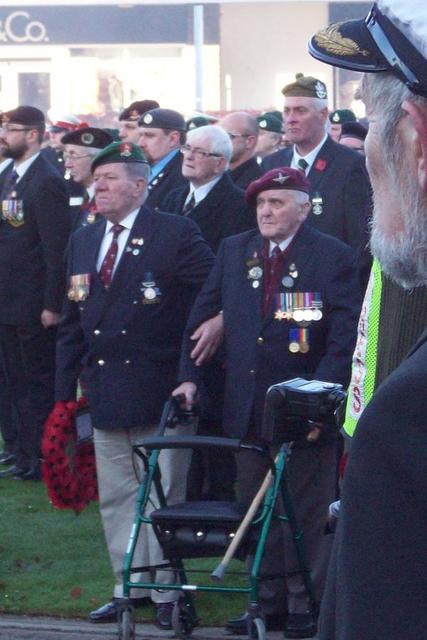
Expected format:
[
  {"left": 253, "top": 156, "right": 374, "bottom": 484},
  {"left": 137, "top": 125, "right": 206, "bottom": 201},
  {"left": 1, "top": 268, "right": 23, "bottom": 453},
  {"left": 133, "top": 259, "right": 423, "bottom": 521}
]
[
  {"left": 120, "top": 143, "right": 132, "bottom": 157},
  {"left": 81, "top": 132, "right": 95, "bottom": 145},
  {"left": 143, "top": 113, "right": 153, "bottom": 125}
]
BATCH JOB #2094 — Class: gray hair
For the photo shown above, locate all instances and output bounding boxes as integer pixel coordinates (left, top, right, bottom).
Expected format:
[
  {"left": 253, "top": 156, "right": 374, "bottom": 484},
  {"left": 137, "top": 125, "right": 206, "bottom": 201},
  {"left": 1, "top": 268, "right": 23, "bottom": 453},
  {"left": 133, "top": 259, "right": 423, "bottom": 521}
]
[
  {"left": 361, "top": 72, "right": 427, "bottom": 288},
  {"left": 187, "top": 125, "right": 233, "bottom": 166},
  {"left": 123, "top": 161, "right": 150, "bottom": 182}
]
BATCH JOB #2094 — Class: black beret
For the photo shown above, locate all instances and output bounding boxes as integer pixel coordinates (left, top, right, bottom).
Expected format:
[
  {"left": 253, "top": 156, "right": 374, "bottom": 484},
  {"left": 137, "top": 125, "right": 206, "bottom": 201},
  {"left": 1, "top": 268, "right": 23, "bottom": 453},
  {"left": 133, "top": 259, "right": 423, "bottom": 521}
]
[
  {"left": 139, "top": 108, "right": 186, "bottom": 132},
  {"left": 245, "top": 167, "right": 310, "bottom": 206},
  {"left": 340, "top": 122, "right": 368, "bottom": 142},
  {"left": 119, "top": 100, "right": 160, "bottom": 122},
  {"left": 62, "top": 127, "right": 113, "bottom": 149},
  {"left": 2, "top": 106, "right": 45, "bottom": 126}
]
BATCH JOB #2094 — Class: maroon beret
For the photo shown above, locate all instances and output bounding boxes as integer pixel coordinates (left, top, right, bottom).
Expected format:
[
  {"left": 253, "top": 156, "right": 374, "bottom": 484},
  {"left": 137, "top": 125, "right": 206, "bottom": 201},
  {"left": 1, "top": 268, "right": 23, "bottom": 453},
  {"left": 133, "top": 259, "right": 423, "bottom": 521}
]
[{"left": 245, "top": 167, "right": 310, "bottom": 205}]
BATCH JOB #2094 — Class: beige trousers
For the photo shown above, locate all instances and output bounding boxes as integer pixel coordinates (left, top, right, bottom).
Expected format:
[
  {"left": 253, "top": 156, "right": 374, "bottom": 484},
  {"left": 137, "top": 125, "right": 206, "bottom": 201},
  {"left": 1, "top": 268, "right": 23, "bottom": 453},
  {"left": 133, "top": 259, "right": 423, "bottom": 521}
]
[{"left": 94, "top": 421, "right": 196, "bottom": 602}]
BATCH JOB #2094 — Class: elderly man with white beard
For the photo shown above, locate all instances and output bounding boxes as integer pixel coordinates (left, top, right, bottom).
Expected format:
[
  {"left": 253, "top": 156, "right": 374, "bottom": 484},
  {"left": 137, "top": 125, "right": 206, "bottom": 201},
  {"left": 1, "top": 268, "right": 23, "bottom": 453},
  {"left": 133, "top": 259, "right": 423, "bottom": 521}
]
[{"left": 309, "top": 2, "right": 427, "bottom": 639}]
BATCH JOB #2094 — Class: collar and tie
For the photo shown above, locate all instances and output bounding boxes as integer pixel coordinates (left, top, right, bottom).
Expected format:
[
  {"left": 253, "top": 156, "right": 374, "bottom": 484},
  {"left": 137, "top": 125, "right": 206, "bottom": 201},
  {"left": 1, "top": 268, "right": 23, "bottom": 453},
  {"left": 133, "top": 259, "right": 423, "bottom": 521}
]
[
  {"left": 297, "top": 158, "right": 309, "bottom": 174},
  {"left": 0, "top": 169, "right": 19, "bottom": 200},
  {"left": 98, "top": 224, "right": 125, "bottom": 288},
  {"left": 182, "top": 192, "right": 196, "bottom": 216}
]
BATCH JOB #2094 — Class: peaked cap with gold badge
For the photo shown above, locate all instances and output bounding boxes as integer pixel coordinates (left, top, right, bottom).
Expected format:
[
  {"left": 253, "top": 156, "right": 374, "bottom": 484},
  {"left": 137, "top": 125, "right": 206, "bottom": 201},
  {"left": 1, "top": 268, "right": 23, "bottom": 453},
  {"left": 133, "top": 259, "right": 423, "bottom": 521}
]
[{"left": 309, "top": 0, "right": 427, "bottom": 98}]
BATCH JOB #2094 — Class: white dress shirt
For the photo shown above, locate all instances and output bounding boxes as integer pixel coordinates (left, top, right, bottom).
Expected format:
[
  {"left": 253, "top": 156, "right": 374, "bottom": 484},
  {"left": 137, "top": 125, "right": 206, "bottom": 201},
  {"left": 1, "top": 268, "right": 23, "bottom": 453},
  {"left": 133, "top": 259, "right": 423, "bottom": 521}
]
[{"left": 96, "top": 208, "right": 140, "bottom": 277}]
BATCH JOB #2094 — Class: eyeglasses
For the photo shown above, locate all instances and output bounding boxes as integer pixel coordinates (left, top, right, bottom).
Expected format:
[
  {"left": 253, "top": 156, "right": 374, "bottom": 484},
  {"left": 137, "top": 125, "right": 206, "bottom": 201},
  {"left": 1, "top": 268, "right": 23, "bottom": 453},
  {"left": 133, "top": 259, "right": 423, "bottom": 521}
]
[
  {"left": 1, "top": 126, "right": 33, "bottom": 133},
  {"left": 63, "top": 152, "right": 93, "bottom": 160},
  {"left": 180, "top": 144, "right": 222, "bottom": 159},
  {"left": 227, "top": 132, "right": 252, "bottom": 140}
]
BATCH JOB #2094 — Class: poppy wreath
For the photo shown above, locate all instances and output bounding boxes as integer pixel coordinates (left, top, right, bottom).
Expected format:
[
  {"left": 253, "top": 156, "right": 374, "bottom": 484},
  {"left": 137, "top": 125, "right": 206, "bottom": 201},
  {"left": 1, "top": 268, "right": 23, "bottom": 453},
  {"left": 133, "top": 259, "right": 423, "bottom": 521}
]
[{"left": 41, "top": 398, "right": 98, "bottom": 514}]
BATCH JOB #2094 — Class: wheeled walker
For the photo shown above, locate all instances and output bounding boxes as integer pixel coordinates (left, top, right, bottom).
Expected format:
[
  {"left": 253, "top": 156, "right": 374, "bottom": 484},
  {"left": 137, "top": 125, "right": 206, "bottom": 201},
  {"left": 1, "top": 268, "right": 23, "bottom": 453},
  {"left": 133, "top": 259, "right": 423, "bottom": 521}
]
[{"left": 117, "top": 378, "right": 346, "bottom": 640}]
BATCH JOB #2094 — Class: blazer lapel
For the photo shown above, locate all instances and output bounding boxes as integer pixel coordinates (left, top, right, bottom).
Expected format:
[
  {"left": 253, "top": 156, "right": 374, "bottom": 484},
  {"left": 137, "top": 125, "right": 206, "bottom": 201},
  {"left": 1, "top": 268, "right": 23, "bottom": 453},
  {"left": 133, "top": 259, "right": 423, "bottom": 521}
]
[
  {"left": 95, "top": 206, "right": 158, "bottom": 322},
  {"left": 307, "top": 137, "right": 334, "bottom": 193},
  {"left": 244, "top": 233, "right": 264, "bottom": 331}
]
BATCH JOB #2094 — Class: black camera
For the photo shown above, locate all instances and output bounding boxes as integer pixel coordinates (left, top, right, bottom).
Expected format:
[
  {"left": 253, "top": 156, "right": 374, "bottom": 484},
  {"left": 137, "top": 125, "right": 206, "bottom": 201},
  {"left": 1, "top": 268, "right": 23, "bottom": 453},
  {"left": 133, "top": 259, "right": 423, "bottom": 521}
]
[{"left": 261, "top": 377, "right": 347, "bottom": 444}]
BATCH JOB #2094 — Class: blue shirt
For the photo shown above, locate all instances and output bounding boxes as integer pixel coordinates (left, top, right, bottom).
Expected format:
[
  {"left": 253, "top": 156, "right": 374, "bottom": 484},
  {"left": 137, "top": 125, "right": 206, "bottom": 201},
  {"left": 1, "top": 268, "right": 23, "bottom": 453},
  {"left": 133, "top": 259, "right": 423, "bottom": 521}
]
[{"left": 150, "top": 149, "right": 179, "bottom": 182}]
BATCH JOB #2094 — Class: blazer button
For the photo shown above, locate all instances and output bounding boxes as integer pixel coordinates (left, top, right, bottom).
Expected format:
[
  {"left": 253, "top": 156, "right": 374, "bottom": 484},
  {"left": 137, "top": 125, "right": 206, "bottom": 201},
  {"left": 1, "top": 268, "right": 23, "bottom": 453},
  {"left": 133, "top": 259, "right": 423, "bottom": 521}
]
[
  {"left": 97, "top": 359, "right": 105, "bottom": 366},
  {"left": 125, "top": 359, "right": 131, "bottom": 365},
  {"left": 257, "top": 337, "right": 264, "bottom": 344},
  {"left": 249, "top": 369, "right": 255, "bottom": 375},
  {"left": 94, "top": 329, "right": 101, "bottom": 335},
  {"left": 121, "top": 329, "right": 127, "bottom": 335}
]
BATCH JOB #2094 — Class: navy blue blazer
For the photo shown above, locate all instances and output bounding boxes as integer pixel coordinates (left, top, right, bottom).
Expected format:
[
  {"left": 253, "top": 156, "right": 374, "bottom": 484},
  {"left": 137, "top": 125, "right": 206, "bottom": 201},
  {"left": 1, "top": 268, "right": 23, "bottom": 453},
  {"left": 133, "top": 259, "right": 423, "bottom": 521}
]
[
  {"left": 180, "top": 224, "right": 361, "bottom": 438},
  {"left": 55, "top": 206, "right": 214, "bottom": 429},
  {"left": 145, "top": 151, "right": 188, "bottom": 211},
  {"left": 0, "top": 154, "right": 70, "bottom": 324},
  {"left": 162, "top": 172, "right": 256, "bottom": 254},
  {"left": 261, "top": 137, "right": 372, "bottom": 255},
  {"left": 320, "top": 329, "right": 427, "bottom": 640}
]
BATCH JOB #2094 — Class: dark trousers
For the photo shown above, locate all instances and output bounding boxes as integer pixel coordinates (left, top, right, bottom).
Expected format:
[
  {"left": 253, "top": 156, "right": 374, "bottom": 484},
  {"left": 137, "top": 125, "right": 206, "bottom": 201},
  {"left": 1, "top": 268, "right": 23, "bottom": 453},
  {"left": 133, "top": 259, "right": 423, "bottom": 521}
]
[
  {"left": 236, "top": 442, "right": 337, "bottom": 616},
  {"left": 0, "top": 347, "right": 20, "bottom": 454},
  {"left": 0, "top": 324, "right": 56, "bottom": 469}
]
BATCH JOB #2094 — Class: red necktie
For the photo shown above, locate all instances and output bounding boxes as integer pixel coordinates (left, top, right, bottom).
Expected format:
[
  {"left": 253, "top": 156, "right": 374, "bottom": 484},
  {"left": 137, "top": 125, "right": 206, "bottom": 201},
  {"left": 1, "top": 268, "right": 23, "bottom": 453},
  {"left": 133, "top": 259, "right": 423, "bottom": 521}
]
[
  {"left": 99, "top": 224, "right": 124, "bottom": 288},
  {"left": 262, "top": 245, "right": 287, "bottom": 316}
]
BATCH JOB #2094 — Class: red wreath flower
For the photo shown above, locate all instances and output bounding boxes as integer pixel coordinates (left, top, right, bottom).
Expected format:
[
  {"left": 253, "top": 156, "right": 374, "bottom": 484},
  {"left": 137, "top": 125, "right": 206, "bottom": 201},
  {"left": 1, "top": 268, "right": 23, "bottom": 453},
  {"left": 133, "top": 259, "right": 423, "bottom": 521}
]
[
  {"left": 41, "top": 399, "right": 98, "bottom": 514},
  {"left": 314, "top": 158, "right": 327, "bottom": 171}
]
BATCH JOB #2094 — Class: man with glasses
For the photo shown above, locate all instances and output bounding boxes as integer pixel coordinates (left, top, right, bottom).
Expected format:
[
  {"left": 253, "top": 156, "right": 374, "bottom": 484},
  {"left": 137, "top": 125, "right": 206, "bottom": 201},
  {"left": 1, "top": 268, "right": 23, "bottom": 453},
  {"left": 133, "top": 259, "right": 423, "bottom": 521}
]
[
  {"left": 164, "top": 125, "right": 254, "bottom": 253},
  {"left": 138, "top": 108, "right": 188, "bottom": 211},
  {"left": 309, "top": 2, "right": 427, "bottom": 638},
  {"left": 219, "top": 112, "right": 262, "bottom": 190},
  {"left": 62, "top": 127, "right": 113, "bottom": 229},
  {"left": 0, "top": 106, "right": 70, "bottom": 481}
]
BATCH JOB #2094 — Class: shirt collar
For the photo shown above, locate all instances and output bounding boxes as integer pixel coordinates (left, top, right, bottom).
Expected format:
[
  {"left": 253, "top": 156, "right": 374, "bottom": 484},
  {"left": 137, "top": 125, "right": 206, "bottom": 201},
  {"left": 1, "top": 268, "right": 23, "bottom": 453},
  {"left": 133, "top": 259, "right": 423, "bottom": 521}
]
[
  {"left": 14, "top": 151, "right": 40, "bottom": 180},
  {"left": 105, "top": 207, "right": 140, "bottom": 234},
  {"left": 292, "top": 134, "right": 328, "bottom": 172},
  {"left": 188, "top": 174, "right": 222, "bottom": 205},
  {"left": 269, "top": 235, "right": 294, "bottom": 256},
  {"left": 150, "top": 148, "right": 179, "bottom": 181}
]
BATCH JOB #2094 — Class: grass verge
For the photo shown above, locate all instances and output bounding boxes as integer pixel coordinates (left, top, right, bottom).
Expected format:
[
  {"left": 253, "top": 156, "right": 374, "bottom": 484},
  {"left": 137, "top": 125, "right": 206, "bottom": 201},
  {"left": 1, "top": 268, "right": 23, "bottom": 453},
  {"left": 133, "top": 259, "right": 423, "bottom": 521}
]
[{"left": 0, "top": 477, "right": 246, "bottom": 624}]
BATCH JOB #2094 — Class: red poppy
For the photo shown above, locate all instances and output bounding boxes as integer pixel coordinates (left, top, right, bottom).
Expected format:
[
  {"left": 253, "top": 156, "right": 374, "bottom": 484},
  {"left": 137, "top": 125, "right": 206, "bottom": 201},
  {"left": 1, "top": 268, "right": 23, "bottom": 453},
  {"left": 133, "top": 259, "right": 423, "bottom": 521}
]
[{"left": 314, "top": 158, "right": 327, "bottom": 171}]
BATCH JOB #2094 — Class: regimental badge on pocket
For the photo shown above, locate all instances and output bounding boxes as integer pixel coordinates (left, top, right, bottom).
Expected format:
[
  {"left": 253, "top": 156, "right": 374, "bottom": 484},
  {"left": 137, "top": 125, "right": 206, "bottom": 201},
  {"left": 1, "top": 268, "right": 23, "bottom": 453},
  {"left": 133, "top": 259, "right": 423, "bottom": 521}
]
[
  {"left": 67, "top": 274, "right": 91, "bottom": 302},
  {"left": 2, "top": 199, "right": 25, "bottom": 227},
  {"left": 140, "top": 272, "right": 162, "bottom": 305}
]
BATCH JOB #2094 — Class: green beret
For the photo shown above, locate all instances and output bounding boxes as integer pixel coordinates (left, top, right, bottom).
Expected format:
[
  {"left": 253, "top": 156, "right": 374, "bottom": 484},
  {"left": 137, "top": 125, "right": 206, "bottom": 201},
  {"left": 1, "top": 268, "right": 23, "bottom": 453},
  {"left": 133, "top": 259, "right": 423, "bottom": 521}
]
[
  {"left": 257, "top": 113, "right": 282, "bottom": 133},
  {"left": 329, "top": 109, "right": 356, "bottom": 124},
  {"left": 186, "top": 116, "right": 211, "bottom": 131},
  {"left": 282, "top": 74, "right": 328, "bottom": 99},
  {"left": 91, "top": 141, "right": 148, "bottom": 173}
]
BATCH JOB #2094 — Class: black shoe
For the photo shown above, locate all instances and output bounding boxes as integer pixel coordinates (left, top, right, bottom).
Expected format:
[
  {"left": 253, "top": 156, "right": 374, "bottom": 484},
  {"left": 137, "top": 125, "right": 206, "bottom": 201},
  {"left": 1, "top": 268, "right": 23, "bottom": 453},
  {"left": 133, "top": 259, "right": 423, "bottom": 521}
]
[
  {"left": 284, "top": 613, "right": 317, "bottom": 639},
  {"left": 0, "top": 464, "right": 27, "bottom": 479},
  {"left": 155, "top": 602, "right": 174, "bottom": 630},
  {"left": 0, "top": 452, "right": 16, "bottom": 465},
  {"left": 17, "top": 464, "right": 42, "bottom": 481},
  {"left": 89, "top": 597, "right": 151, "bottom": 623},
  {"left": 226, "top": 611, "right": 286, "bottom": 634}
]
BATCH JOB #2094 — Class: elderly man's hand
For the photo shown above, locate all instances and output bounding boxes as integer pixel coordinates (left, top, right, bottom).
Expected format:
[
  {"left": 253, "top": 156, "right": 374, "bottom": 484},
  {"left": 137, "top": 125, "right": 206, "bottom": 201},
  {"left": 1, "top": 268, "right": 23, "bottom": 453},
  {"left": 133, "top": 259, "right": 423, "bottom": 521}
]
[
  {"left": 41, "top": 309, "right": 60, "bottom": 328},
  {"left": 190, "top": 313, "right": 224, "bottom": 366},
  {"left": 172, "top": 382, "right": 198, "bottom": 411}
]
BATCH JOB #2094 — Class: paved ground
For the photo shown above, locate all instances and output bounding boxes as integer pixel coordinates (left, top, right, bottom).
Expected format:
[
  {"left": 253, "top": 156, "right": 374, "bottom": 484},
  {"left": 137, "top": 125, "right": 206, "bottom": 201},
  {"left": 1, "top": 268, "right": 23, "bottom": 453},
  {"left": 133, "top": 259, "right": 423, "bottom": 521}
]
[{"left": 0, "top": 614, "right": 321, "bottom": 639}]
